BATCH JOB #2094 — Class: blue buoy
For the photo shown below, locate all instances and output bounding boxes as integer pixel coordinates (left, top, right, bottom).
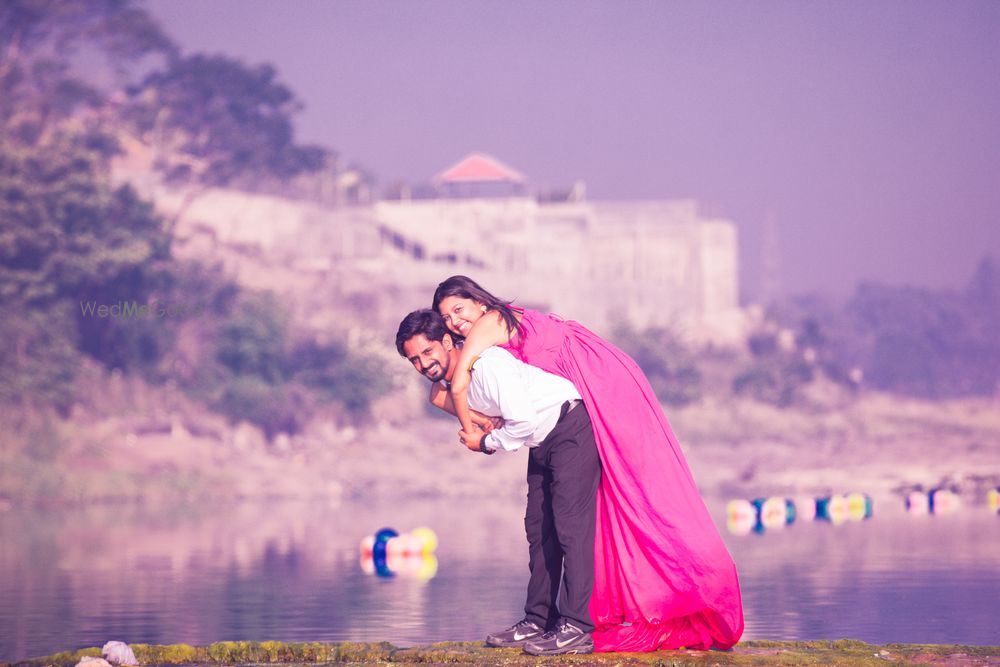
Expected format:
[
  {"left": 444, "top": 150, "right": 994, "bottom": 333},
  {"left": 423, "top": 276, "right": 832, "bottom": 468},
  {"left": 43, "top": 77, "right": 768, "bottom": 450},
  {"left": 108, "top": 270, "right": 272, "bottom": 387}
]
[
  {"left": 815, "top": 496, "right": 832, "bottom": 521},
  {"left": 784, "top": 498, "right": 797, "bottom": 525},
  {"left": 372, "top": 527, "right": 398, "bottom": 576}
]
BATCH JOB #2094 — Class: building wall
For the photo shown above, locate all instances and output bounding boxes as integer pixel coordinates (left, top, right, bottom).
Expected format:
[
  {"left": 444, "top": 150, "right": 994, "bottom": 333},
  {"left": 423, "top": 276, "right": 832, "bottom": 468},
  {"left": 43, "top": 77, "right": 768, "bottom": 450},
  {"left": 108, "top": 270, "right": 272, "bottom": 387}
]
[
  {"left": 373, "top": 197, "right": 745, "bottom": 343},
  {"left": 129, "top": 177, "right": 744, "bottom": 344}
]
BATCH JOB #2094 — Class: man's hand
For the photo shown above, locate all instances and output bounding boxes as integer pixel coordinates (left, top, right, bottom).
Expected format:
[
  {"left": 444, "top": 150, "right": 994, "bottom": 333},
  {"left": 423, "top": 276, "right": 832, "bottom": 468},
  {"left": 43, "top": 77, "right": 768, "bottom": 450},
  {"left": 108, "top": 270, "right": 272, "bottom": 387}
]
[
  {"left": 459, "top": 427, "right": 493, "bottom": 454},
  {"left": 471, "top": 412, "right": 503, "bottom": 434}
]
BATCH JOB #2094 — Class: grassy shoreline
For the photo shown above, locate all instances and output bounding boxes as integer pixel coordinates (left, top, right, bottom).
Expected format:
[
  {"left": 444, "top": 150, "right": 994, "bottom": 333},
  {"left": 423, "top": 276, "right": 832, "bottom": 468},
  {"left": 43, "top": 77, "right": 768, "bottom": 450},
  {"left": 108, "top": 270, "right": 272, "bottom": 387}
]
[{"left": 6, "top": 640, "right": 1000, "bottom": 667}]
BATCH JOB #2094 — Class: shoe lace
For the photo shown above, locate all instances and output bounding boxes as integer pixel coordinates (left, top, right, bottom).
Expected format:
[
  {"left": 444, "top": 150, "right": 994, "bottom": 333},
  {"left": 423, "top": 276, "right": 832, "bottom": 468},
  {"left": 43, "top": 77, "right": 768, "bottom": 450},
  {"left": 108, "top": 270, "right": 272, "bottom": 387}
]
[{"left": 557, "top": 620, "right": 582, "bottom": 634}]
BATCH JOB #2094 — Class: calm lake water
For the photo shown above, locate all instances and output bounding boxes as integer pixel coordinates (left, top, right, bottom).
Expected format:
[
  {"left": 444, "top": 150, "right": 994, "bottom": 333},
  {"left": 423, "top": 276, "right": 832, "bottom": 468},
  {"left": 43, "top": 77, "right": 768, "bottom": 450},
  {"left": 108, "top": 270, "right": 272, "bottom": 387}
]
[{"left": 1, "top": 496, "right": 998, "bottom": 661}]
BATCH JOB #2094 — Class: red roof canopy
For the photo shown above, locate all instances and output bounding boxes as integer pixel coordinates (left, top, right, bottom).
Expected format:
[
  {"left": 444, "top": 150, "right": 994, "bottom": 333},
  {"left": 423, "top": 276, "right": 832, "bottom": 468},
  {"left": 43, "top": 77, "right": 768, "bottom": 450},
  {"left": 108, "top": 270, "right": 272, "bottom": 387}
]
[{"left": 434, "top": 153, "right": 526, "bottom": 184}]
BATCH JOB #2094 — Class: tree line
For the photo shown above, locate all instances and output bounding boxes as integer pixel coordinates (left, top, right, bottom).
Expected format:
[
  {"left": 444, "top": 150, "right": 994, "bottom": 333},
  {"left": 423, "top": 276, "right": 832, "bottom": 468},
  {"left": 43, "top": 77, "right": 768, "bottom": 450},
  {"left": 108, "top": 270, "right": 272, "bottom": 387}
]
[
  {"left": 0, "top": 0, "right": 388, "bottom": 439},
  {"left": 616, "top": 257, "right": 1000, "bottom": 407}
]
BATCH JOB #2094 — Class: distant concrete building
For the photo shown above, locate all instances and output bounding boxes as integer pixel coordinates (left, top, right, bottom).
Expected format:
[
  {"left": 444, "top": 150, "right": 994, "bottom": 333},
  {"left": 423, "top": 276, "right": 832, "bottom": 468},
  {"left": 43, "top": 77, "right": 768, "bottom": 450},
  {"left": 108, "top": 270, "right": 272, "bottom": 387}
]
[
  {"left": 120, "top": 148, "right": 744, "bottom": 344},
  {"left": 373, "top": 153, "right": 745, "bottom": 343}
]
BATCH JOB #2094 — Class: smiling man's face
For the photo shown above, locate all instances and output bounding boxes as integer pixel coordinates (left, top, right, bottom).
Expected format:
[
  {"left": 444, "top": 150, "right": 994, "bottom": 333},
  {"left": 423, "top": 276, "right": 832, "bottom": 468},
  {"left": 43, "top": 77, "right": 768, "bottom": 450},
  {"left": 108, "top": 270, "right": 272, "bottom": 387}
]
[{"left": 402, "top": 333, "right": 455, "bottom": 383}]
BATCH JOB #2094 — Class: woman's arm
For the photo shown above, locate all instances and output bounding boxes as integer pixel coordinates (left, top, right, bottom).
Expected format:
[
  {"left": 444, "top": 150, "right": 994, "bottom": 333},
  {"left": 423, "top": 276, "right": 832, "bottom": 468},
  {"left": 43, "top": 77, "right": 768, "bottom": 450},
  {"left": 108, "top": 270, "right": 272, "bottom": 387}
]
[{"left": 450, "top": 311, "right": 516, "bottom": 433}]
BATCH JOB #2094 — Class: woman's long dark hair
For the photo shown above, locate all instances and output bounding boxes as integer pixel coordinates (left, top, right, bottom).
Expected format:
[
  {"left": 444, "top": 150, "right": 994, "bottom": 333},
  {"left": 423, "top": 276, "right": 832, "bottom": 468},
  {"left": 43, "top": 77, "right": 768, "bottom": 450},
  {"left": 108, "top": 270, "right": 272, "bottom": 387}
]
[{"left": 432, "top": 275, "right": 522, "bottom": 341}]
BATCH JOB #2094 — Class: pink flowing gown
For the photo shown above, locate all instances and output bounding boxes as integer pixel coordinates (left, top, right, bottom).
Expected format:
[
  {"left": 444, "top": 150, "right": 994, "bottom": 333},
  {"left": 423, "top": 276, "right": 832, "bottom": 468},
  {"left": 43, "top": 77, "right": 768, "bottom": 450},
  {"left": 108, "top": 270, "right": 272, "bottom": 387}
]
[{"left": 502, "top": 309, "right": 744, "bottom": 652}]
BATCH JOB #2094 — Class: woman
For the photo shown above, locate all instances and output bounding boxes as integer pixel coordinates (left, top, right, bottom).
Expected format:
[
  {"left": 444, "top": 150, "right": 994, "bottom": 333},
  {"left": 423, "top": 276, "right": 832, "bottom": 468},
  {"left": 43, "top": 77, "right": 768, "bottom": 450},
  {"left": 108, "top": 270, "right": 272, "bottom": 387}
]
[{"left": 432, "top": 275, "right": 744, "bottom": 652}]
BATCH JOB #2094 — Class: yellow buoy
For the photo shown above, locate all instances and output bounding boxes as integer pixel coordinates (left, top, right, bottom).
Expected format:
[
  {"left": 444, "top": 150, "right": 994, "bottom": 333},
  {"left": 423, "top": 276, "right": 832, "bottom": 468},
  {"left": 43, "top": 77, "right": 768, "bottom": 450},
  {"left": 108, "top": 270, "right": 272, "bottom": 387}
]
[
  {"left": 410, "top": 526, "right": 439, "bottom": 554},
  {"left": 846, "top": 492, "right": 867, "bottom": 521}
]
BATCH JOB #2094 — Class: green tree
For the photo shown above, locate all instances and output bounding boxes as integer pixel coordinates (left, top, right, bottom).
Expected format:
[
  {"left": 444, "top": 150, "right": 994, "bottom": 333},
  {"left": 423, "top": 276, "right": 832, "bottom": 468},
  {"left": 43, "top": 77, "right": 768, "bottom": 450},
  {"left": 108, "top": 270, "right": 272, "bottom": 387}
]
[
  {"left": 732, "top": 323, "right": 817, "bottom": 406},
  {"left": 284, "top": 338, "right": 392, "bottom": 414},
  {"left": 847, "top": 270, "right": 998, "bottom": 397},
  {"left": 1, "top": 135, "right": 175, "bottom": 380},
  {"left": 0, "top": 301, "right": 78, "bottom": 413},
  {"left": 195, "top": 292, "right": 392, "bottom": 436},
  {"left": 612, "top": 325, "right": 702, "bottom": 406},
  {"left": 125, "top": 53, "right": 326, "bottom": 210},
  {"left": 1, "top": 0, "right": 175, "bottom": 142},
  {"left": 215, "top": 291, "right": 288, "bottom": 384},
  {"left": 732, "top": 357, "right": 814, "bottom": 407}
]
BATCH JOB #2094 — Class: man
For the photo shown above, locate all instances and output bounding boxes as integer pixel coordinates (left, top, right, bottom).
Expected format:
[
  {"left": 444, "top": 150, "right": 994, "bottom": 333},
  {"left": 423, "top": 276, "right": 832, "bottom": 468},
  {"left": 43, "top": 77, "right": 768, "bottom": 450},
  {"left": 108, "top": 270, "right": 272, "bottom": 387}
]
[{"left": 395, "top": 309, "right": 601, "bottom": 656}]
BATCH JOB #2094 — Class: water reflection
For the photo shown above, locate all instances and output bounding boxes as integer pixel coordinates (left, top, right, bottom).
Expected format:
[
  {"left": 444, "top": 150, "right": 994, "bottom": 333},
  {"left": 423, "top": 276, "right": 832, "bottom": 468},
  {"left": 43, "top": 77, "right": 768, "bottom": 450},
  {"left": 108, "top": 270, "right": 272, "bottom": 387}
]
[
  {"left": 1, "top": 497, "right": 998, "bottom": 661},
  {"left": 0, "top": 500, "right": 527, "bottom": 661},
  {"left": 721, "top": 498, "right": 1000, "bottom": 644}
]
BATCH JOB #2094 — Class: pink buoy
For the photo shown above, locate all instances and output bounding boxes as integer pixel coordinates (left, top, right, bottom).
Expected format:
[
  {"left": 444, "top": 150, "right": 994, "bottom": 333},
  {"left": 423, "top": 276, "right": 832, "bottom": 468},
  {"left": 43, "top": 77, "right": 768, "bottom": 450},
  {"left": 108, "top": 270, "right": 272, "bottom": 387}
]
[
  {"left": 725, "top": 500, "right": 755, "bottom": 535},
  {"left": 794, "top": 496, "right": 817, "bottom": 522},
  {"left": 930, "top": 489, "right": 960, "bottom": 515},
  {"left": 906, "top": 491, "right": 929, "bottom": 515},
  {"left": 761, "top": 497, "right": 788, "bottom": 529},
  {"left": 359, "top": 535, "right": 375, "bottom": 557},
  {"left": 828, "top": 495, "right": 849, "bottom": 525},
  {"left": 846, "top": 493, "right": 867, "bottom": 521}
]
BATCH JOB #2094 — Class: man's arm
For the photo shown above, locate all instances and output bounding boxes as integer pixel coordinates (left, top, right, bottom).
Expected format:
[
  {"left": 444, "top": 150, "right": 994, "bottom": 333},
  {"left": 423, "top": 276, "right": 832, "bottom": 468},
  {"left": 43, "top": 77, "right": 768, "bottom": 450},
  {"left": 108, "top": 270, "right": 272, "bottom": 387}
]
[
  {"left": 461, "top": 353, "right": 538, "bottom": 452},
  {"left": 432, "top": 381, "right": 504, "bottom": 433}
]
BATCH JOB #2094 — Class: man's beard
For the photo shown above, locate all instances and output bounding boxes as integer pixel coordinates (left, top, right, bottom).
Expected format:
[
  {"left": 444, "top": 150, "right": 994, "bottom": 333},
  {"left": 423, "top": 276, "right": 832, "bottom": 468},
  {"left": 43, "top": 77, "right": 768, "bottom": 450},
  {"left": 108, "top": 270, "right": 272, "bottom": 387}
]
[{"left": 422, "top": 362, "right": 446, "bottom": 382}]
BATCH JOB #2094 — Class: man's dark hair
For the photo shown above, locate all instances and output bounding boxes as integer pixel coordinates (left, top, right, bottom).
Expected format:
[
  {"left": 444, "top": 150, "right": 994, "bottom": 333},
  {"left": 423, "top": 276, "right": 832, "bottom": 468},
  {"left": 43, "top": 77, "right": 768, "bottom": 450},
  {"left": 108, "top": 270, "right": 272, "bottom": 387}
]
[{"left": 395, "top": 309, "right": 451, "bottom": 357}]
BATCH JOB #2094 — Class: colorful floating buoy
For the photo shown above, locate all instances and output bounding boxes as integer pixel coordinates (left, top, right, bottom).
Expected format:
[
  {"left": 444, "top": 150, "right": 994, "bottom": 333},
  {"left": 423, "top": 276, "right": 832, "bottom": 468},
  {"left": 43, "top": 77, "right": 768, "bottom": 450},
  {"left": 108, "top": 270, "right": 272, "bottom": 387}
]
[
  {"left": 815, "top": 494, "right": 849, "bottom": 524},
  {"left": 761, "top": 497, "right": 789, "bottom": 529},
  {"left": 828, "top": 494, "right": 849, "bottom": 524},
  {"left": 728, "top": 490, "right": 874, "bottom": 534},
  {"left": 410, "top": 526, "right": 439, "bottom": 554},
  {"left": 846, "top": 492, "right": 873, "bottom": 520},
  {"left": 988, "top": 488, "right": 1000, "bottom": 514},
  {"left": 906, "top": 491, "right": 930, "bottom": 515},
  {"left": 794, "top": 496, "right": 817, "bottom": 522},
  {"left": 360, "top": 526, "right": 439, "bottom": 579},
  {"left": 815, "top": 495, "right": 832, "bottom": 520},
  {"left": 726, "top": 500, "right": 756, "bottom": 535},
  {"left": 929, "top": 489, "right": 960, "bottom": 515},
  {"left": 784, "top": 498, "right": 797, "bottom": 525}
]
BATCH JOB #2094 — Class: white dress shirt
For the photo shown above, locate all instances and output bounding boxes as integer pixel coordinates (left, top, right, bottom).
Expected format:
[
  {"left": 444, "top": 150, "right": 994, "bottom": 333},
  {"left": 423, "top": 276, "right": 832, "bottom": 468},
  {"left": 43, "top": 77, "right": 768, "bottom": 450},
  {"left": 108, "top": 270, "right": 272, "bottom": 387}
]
[{"left": 467, "top": 347, "right": 582, "bottom": 452}]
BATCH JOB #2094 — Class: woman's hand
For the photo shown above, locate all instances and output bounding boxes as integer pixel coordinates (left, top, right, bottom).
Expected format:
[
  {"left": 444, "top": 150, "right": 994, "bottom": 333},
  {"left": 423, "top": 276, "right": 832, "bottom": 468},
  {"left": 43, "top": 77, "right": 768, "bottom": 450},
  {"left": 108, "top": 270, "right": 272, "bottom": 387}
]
[
  {"left": 429, "top": 381, "right": 502, "bottom": 435},
  {"left": 470, "top": 411, "right": 497, "bottom": 433}
]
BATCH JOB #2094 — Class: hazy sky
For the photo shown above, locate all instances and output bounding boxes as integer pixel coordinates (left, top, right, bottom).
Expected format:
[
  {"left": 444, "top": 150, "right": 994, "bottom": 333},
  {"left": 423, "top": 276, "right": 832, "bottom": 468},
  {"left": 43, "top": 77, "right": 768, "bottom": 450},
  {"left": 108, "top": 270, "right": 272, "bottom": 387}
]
[{"left": 145, "top": 0, "right": 1000, "bottom": 300}]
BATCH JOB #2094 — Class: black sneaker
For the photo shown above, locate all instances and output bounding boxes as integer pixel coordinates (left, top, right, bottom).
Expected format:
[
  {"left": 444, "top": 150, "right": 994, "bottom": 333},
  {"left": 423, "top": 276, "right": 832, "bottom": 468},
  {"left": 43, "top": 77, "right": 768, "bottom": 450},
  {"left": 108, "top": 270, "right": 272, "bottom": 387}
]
[
  {"left": 485, "top": 618, "right": 545, "bottom": 648},
  {"left": 522, "top": 619, "right": 594, "bottom": 655}
]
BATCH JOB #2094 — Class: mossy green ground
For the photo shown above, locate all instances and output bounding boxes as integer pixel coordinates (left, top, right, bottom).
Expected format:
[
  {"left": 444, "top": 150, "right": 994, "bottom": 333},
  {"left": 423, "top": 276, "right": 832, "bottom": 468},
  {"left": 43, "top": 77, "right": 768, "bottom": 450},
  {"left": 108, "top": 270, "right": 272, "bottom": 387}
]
[{"left": 5, "top": 640, "right": 999, "bottom": 667}]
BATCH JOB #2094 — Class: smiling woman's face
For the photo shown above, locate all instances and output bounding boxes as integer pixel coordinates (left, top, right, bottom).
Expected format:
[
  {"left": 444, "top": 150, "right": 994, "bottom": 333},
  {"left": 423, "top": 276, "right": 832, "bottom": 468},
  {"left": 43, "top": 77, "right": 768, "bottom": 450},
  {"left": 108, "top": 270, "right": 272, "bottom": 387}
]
[{"left": 437, "top": 296, "right": 485, "bottom": 337}]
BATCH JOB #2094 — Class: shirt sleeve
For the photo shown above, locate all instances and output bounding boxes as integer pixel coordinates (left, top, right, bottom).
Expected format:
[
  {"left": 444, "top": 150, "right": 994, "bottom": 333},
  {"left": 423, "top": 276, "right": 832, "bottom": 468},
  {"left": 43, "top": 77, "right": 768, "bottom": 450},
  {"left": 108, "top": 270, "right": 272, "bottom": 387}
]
[{"left": 474, "top": 355, "right": 539, "bottom": 452}]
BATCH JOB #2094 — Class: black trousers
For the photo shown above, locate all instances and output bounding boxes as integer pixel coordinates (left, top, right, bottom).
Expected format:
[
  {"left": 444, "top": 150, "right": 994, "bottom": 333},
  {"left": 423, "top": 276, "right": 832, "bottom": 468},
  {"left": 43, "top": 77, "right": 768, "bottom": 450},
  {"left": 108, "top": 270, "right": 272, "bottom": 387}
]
[{"left": 522, "top": 401, "right": 602, "bottom": 633}]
